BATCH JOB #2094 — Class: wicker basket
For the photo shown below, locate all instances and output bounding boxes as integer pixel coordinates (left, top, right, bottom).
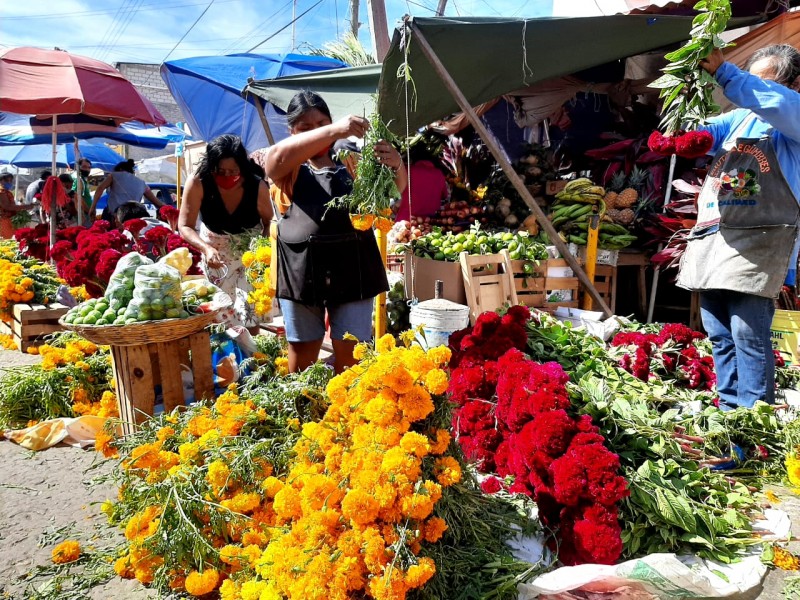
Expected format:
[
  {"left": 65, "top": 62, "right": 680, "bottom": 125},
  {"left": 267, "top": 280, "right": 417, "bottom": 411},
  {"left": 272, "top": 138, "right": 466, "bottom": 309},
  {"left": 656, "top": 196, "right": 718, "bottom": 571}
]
[{"left": 58, "top": 311, "right": 219, "bottom": 346}]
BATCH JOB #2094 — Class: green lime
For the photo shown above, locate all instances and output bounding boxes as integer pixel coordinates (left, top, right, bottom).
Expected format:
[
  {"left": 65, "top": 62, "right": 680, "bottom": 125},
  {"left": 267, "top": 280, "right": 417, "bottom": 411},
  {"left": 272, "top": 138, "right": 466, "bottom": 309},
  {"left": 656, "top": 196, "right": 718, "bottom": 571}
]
[{"left": 84, "top": 315, "right": 98, "bottom": 325}]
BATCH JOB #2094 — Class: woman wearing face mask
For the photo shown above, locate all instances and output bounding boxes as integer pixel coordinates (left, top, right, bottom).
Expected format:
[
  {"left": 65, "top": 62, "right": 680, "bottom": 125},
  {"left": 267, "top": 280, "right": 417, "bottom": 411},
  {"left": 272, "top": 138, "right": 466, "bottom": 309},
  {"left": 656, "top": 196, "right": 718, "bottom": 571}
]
[
  {"left": 265, "top": 91, "right": 407, "bottom": 374},
  {"left": 0, "top": 169, "right": 34, "bottom": 239},
  {"left": 179, "top": 134, "right": 273, "bottom": 330},
  {"left": 678, "top": 45, "right": 800, "bottom": 411}
]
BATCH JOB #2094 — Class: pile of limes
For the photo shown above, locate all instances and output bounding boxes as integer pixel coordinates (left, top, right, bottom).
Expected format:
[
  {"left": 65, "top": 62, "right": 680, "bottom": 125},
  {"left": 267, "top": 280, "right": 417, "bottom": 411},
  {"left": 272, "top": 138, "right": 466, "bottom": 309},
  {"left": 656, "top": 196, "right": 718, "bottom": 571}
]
[{"left": 410, "top": 226, "right": 548, "bottom": 264}]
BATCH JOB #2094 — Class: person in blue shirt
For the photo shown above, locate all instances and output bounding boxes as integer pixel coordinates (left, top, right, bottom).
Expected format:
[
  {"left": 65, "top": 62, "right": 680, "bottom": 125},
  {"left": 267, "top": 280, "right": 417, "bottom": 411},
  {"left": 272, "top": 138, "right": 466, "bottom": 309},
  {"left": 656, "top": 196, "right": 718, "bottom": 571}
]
[{"left": 678, "top": 45, "right": 800, "bottom": 410}]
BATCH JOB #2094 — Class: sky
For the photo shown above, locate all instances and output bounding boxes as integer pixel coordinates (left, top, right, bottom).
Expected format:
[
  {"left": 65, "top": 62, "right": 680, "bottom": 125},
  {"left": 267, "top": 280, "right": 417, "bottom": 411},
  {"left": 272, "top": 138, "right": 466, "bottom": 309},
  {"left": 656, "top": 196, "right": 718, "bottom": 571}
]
[{"left": 0, "top": 0, "right": 556, "bottom": 66}]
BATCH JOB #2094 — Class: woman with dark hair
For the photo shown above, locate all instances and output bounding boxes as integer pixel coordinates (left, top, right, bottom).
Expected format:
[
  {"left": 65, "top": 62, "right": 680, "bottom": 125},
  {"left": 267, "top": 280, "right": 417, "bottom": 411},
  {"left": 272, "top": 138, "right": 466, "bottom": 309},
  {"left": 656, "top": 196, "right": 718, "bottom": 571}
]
[
  {"left": 179, "top": 134, "right": 273, "bottom": 329},
  {"left": 90, "top": 159, "right": 163, "bottom": 222},
  {"left": 265, "top": 91, "right": 406, "bottom": 374},
  {"left": 677, "top": 45, "right": 800, "bottom": 411}
]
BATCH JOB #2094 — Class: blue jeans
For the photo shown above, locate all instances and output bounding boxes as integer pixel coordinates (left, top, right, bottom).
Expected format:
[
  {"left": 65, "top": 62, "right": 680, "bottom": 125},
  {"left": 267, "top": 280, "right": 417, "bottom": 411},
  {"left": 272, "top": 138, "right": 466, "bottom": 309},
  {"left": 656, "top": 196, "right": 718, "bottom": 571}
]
[
  {"left": 279, "top": 297, "right": 374, "bottom": 343},
  {"left": 700, "top": 290, "right": 775, "bottom": 409}
]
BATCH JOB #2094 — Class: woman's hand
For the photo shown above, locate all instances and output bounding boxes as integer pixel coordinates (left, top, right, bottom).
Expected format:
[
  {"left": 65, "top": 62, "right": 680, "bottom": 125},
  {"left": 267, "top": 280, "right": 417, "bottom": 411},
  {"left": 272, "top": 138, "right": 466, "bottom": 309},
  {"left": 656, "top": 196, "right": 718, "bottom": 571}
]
[
  {"left": 700, "top": 49, "right": 725, "bottom": 76},
  {"left": 373, "top": 140, "right": 403, "bottom": 171},
  {"left": 204, "top": 245, "right": 224, "bottom": 269},
  {"left": 332, "top": 115, "right": 369, "bottom": 139}
]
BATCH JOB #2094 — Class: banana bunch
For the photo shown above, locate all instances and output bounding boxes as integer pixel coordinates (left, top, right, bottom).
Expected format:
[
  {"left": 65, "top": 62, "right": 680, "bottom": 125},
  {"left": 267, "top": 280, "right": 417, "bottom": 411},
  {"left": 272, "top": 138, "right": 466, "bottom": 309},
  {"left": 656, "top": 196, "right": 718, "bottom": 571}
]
[
  {"left": 549, "top": 178, "right": 637, "bottom": 248},
  {"left": 554, "top": 178, "right": 606, "bottom": 204}
]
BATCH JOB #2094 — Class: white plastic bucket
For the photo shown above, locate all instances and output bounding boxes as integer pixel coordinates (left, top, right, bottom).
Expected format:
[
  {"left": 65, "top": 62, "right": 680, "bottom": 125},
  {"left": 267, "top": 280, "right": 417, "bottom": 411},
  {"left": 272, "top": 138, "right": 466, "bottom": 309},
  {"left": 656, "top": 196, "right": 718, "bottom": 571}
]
[{"left": 409, "top": 300, "right": 470, "bottom": 350}]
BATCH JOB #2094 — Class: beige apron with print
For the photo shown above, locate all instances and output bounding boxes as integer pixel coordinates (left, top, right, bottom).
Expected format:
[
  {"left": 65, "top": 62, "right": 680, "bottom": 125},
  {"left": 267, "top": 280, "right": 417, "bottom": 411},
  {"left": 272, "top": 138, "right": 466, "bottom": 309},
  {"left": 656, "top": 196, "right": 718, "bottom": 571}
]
[{"left": 677, "top": 130, "right": 800, "bottom": 299}]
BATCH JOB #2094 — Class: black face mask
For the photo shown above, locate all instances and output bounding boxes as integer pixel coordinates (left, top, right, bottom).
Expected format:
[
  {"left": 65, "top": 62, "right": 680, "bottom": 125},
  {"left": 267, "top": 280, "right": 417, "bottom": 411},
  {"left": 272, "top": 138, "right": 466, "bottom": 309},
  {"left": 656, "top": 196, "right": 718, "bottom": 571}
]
[{"left": 80, "top": 169, "right": 90, "bottom": 178}]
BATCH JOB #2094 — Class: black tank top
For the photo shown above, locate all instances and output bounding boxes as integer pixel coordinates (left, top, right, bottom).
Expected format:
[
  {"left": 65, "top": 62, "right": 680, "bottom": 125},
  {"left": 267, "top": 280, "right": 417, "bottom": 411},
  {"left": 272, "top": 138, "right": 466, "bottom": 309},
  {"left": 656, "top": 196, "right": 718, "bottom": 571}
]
[
  {"left": 276, "top": 163, "right": 388, "bottom": 306},
  {"left": 199, "top": 174, "right": 261, "bottom": 234}
]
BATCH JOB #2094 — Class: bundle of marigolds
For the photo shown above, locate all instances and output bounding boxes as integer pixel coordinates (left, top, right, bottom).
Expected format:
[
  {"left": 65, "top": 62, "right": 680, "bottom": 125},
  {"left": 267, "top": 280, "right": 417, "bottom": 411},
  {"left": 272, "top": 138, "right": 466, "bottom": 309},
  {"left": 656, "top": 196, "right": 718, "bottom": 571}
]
[
  {"left": 0, "top": 332, "right": 115, "bottom": 428},
  {"left": 102, "top": 336, "right": 541, "bottom": 599},
  {"left": 242, "top": 237, "right": 275, "bottom": 318},
  {"left": 0, "top": 239, "right": 63, "bottom": 322}
]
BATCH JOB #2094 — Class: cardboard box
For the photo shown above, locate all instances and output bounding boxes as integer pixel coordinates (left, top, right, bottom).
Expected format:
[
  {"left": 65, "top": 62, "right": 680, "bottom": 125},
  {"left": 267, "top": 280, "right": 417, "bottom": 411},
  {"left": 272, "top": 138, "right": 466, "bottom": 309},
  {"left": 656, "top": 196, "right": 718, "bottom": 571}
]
[
  {"left": 545, "top": 180, "right": 568, "bottom": 196},
  {"left": 404, "top": 253, "right": 467, "bottom": 305},
  {"left": 772, "top": 309, "right": 800, "bottom": 365}
]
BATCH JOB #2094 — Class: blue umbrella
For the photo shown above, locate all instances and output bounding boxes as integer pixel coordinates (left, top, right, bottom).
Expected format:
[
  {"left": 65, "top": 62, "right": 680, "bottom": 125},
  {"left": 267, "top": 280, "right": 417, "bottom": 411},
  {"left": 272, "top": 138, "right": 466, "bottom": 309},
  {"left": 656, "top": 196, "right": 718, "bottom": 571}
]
[
  {"left": 0, "top": 140, "right": 125, "bottom": 171},
  {"left": 0, "top": 112, "right": 187, "bottom": 148},
  {"left": 161, "top": 53, "right": 346, "bottom": 150}
]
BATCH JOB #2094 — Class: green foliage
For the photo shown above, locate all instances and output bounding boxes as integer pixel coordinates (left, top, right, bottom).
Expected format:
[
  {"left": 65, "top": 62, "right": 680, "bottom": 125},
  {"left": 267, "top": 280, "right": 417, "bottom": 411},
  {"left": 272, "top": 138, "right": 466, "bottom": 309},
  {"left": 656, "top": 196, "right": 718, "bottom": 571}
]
[{"left": 651, "top": 0, "right": 732, "bottom": 133}]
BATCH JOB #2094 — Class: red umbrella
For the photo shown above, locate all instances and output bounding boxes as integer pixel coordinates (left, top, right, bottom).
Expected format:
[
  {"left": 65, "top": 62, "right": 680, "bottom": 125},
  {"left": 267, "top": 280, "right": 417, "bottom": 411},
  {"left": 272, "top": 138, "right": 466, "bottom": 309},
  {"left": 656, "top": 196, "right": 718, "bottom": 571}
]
[
  {"left": 0, "top": 47, "right": 167, "bottom": 240},
  {"left": 0, "top": 47, "right": 166, "bottom": 125}
]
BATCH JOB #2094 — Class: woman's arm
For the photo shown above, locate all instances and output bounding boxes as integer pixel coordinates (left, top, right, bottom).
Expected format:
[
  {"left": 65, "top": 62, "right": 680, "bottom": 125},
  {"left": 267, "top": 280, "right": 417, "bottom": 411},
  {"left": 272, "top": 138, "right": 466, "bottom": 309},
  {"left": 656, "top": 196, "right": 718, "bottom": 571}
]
[
  {"left": 256, "top": 180, "right": 275, "bottom": 234},
  {"left": 702, "top": 49, "right": 800, "bottom": 142},
  {"left": 373, "top": 139, "right": 407, "bottom": 196},
  {"left": 90, "top": 175, "right": 112, "bottom": 216},
  {"left": 144, "top": 187, "right": 164, "bottom": 208},
  {"left": 265, "top": 115, "right": 369, "bottom": 181},
  {"left": 0, "top": 192, "right": 27, "bottom": 213},
  {"left": 178, "top": 176, "right": 222, "bottom": 267}
]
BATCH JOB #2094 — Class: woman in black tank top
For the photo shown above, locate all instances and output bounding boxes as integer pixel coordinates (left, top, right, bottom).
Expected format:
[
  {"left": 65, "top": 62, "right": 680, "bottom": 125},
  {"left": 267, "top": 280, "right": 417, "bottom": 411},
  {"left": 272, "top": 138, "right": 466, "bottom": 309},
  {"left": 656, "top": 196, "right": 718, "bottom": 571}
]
[
  {"left": 178, "top": 135, "right": 273, "bottom": 330},
  {"left": 265, "top": 92, "right": 406, "bottom": 374}
]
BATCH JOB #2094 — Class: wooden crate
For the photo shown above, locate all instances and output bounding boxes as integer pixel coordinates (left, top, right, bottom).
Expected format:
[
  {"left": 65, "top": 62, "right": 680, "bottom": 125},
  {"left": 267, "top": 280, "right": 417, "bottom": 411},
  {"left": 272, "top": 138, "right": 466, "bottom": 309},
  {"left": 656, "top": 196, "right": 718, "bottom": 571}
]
[
  {"left": 111, "top": 331, "right": 215, "bottom": 435},
  {"left": 387, "top": 253, "right": 405, "bottom": 274},
  {"left": 0, "top": 303, "right": 69, "bottom": 351},
  {"left": 461, "top": 250, "right": 518, "bottom": 324},
  {"left": 593, "top": 264, "right": 617, "bottom": 313},
  {"left": 543, "top": 259, "right": 580, "bottom": 310},
  {"left": 510, "top": 259, "right": 546, "bottom": 307}
]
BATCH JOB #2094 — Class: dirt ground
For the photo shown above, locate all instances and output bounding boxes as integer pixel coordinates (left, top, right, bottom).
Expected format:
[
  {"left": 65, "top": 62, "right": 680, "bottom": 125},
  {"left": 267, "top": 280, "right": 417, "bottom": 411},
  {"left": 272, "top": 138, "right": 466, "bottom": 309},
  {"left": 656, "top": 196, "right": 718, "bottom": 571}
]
[{"left": 1, "top": 346, "right": 799, "bottom": 599}]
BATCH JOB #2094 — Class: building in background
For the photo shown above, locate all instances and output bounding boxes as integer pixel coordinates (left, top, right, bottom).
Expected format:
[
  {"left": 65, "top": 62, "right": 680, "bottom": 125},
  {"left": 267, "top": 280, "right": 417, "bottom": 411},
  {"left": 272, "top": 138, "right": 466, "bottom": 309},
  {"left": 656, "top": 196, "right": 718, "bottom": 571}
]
[{"left": 115, "top": 62, "right": 189, "bottom": 162}]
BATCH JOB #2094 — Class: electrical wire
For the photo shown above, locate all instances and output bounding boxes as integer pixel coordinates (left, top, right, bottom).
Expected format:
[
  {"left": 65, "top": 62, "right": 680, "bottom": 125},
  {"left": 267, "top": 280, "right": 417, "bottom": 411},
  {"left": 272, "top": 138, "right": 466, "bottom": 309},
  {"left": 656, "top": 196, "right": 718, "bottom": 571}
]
[
  {"left": 100, "top": 0, "right": 148, "bottom": 61},
  {"left": 221, "top": 0, "right": 294, "bottom": 54},
  {"left": 161, "top": 0, "right": 216, "bottom": 62},
  {"left": 2, "top": 0, "right": 236, "bottom": 20},
  {"left": 94, "top": 0, "right": 134, "bottom": 62},
  {"left": 246, "top": 0, "right": 323, "bottom": 53}
]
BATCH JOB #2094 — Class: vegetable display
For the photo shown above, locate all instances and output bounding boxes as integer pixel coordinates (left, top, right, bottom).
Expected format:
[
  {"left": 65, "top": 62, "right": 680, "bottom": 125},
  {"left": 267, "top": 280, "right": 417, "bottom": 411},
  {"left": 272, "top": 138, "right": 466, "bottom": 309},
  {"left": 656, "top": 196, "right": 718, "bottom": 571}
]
[{"left": 409, "top": 224, "right": 548, "bottom": 263}]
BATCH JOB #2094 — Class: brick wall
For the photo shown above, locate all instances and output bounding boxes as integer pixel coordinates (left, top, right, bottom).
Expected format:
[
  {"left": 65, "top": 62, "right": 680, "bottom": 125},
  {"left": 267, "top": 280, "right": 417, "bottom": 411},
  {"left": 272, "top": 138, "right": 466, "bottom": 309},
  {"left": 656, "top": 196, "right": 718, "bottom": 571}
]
[{"left": 116, "top": 62, "right": 189, "bottom": 163}]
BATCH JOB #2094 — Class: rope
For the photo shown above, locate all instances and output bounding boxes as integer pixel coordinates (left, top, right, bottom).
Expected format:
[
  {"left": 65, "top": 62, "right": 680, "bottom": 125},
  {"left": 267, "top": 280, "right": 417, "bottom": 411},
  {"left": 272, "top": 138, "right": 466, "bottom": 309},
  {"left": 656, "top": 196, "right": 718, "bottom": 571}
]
[{"left": 401, "top": 21, "right": 417, "bottom": 304}]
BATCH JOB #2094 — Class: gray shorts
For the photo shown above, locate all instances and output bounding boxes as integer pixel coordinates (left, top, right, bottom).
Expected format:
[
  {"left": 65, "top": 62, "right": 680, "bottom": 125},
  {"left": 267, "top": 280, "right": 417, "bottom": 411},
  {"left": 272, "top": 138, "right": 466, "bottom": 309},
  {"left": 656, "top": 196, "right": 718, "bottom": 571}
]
[{"left": 278, "top": 297, "right": 374, "bottom": 343}]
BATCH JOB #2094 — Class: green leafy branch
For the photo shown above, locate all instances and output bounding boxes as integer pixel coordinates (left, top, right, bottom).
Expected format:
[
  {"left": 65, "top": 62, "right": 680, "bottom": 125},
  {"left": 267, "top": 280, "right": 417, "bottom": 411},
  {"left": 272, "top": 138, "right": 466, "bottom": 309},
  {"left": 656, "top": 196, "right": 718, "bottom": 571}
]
[{"left": 650, "top": 0, "right": 733, "bottom": 133}]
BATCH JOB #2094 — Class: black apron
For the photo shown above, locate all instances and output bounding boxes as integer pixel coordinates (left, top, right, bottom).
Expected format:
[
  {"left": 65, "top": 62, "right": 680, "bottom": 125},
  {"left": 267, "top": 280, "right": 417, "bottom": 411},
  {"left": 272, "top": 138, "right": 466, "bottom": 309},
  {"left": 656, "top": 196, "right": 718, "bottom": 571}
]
[
  {"left": 276, "top": 163, "right": 388, "bottom": 307},
  {"left": 678, "top": 131, "right": 800, "bottom": 299}
]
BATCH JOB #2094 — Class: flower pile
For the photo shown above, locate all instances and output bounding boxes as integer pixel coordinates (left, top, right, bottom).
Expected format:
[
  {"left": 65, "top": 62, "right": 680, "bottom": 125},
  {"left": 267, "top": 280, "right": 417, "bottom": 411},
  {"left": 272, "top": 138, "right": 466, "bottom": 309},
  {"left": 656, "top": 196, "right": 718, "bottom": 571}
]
[
  {"left": 242, "top": 237, "right": 275, "bottom": 318},
  {"left": 15, "top": 220, "right": 201, "bottom": 299},
  {"left": 0, "top": 240, "right": 63, "bottom": 322},
  {"left": 609, "top": 323, "right": 715, "bottom": 391},
  {"left": 449, "top": 307, "right": 628, "bottom": 565},
  {"left": 0, "top": 333, "right": 115, "bottom": 428}
]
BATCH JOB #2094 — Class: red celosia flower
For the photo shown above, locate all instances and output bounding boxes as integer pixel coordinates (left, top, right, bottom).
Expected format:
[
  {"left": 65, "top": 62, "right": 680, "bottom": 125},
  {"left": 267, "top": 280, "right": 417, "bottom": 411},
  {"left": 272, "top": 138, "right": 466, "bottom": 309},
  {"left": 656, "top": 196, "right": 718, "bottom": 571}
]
[
  {"left": 96, "top": 249, "right": 124, "bottom": 284},
  {"left": 480, "top": 476, "right": 503, "bottom": 494},
  {"left": 674, "top": 130, "right": 714, "bottom": 159},
  {"left": 123, "top": 218, "right": 148, "bottom": 237},
  {"left": 158, "top": 205, "right": 180, "bottom": 230},
  {"left": 647, "top": 130, "right": 677, "bottom": 156}
]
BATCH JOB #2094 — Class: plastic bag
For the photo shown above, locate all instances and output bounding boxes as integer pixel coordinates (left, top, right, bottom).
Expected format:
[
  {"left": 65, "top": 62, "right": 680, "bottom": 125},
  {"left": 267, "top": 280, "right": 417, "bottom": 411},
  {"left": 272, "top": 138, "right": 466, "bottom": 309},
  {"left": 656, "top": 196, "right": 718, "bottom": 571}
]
[
  {"left": 105, "top": 252, "right": 153, "bottom": 310},
  {"left": 124, "top": 263, "right": 185, "bottom": 322},
  {"left": 181, "top": 278, "right": 220, "bottom": 303},
  {"left": 158, "top": 247, "right": 193, "bottom": 276}
]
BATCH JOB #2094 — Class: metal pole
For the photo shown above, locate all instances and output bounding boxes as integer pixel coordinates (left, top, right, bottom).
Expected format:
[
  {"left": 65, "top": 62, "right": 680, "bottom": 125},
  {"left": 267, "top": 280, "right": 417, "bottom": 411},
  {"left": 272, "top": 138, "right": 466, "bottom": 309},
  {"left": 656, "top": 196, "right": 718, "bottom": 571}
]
[
  {"left": 581, "top": 209, "right": 600, "bottom": 310},
  {"left": 74, "top": 138, "right": 83, "bottom": 226},
  {"left": 13, "top": 166, "right": 19, "bottom": 203},
  {"left": 646, "top": 152, "right": 678, "bottom": 322},
  {"left": 349, "top": 0, "right": 360, "bottom": 37},
  {"left": 408, "top": 21, "right": 612, "bottom": 316},
  {"left": 435, "top": 0, "right": 447, "bottom": 15},
  {"left": 374, "top": 228, "right": 387, "bottom": 338},
  {"left": 49, "top": 117, "right": 58, "bottom": 254}
]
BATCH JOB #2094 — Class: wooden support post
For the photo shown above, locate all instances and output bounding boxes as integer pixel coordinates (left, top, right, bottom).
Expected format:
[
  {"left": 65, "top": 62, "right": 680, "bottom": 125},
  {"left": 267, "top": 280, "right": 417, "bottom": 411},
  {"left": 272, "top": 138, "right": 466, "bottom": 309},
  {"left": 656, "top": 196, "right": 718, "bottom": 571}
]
[
  {"left": 251, "top": 91, "right": 276, "bottom": 146},
  {"left": 435, "top": 0, "right": 447, "bottom": 15},
  {"left": 366, "top": 0, "right": 391, "bottom": 62},
  {"left": 581, "top": 211, "right": 600, "bottom": 310},
  {"left": 408, "top": 21, "right": 612, "bottom": 317},
  {"left": 375, "top": 228, "right": 387, "bottom": 338}
]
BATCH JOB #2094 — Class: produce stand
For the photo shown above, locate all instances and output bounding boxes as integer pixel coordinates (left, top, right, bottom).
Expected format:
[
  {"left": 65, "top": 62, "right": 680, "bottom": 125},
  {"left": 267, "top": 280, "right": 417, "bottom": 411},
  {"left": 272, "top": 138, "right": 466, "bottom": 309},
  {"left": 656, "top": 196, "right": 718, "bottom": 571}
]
[
  {"left": 60, "top": 312, "right": 217, "bottom": 435},
  {"left": 0, "top": 303, "right": 69, "bottom": 352}
]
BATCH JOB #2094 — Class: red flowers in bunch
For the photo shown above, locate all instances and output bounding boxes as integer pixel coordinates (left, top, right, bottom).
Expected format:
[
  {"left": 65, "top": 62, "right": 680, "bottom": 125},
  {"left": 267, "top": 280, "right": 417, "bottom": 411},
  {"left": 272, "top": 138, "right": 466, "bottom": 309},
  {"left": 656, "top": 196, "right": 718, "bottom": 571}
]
[
  {"left": 648, "top": 130, "right": 714, "bottom": 159},
  {"left": 14, "top": 224, "right": 51, "bottom": 262},
  {"left": 158, "top": 205, "right": 180, "bottom": 231},
  {"left": 611, "top": 323, "right": 715, "bottom": 390},
  {"left": 448, "top": 307, "right": 628, "bottom": 566}
]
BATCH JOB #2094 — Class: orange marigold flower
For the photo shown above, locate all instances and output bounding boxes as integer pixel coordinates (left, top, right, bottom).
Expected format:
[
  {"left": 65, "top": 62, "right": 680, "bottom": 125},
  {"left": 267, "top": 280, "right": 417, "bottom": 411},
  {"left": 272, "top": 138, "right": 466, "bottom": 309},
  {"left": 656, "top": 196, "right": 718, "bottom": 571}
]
[
  {"left": 342, "top": 488, "right": 380, "bottom": 526},
  {"left": 185, "top": 568, "right": 220, "bottom": 596},
  {"left": 52, "top": 540, "right": 81, "bottom": 564},
  {"left": 434, "top": 456, "right": 462, "bottom": 487}
]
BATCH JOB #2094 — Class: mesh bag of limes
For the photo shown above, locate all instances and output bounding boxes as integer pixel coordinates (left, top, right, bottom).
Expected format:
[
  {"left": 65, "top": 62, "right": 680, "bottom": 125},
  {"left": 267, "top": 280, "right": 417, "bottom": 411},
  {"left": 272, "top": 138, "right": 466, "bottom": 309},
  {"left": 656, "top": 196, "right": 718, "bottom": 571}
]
[{"left": 63, "top": 251, "right": 221, "bottom": 327}]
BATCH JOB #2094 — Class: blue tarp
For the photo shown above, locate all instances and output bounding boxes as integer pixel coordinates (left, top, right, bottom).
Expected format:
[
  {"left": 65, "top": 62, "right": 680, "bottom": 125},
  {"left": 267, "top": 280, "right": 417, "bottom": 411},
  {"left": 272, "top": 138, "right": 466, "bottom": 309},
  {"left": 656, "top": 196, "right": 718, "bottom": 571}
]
[
  {"left": 160, "top": 53, "right": 347, "bottom": 152},
  {"left": 0, "top": 112, "right": 187, "bottom": 148},
  {"left": 0, "top": 140, "right": 125, "bottom": 171}
]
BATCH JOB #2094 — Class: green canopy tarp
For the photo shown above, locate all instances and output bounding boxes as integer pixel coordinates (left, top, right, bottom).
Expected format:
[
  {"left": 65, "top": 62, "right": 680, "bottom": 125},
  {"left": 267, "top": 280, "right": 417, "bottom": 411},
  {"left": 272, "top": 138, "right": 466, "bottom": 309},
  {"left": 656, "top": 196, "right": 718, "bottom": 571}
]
[
  {"left": 244, "top": 14, "right": 759, "bottom": 135},
  {"left": 377, "top": 14, "right": 757, "bottom": 134},
  {"left": 244, "top": 64, "right": 382, "bottom": 120}
]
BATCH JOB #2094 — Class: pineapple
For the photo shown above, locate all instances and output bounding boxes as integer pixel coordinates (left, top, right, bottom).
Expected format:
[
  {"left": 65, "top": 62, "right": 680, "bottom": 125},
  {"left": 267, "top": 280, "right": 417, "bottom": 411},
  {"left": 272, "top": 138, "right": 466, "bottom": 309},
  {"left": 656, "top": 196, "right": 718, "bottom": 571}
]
[
  {"left": 606, "top": 208, "right": 622, "bottom": 222},
  {"left": 616, "top": 208, "right": 635, "bottom": 225},
  {"left": 604, "top": 191, "right": 619, "bottom": 209},
  {"left": 627, "top": 166, "right": 649, "bottom": 192},
  {"left": 617, "top": 187, "right": 638, "bottom": 208},
  {"left": 608, "top": 171, "right": 627, "bottom": 192}
]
